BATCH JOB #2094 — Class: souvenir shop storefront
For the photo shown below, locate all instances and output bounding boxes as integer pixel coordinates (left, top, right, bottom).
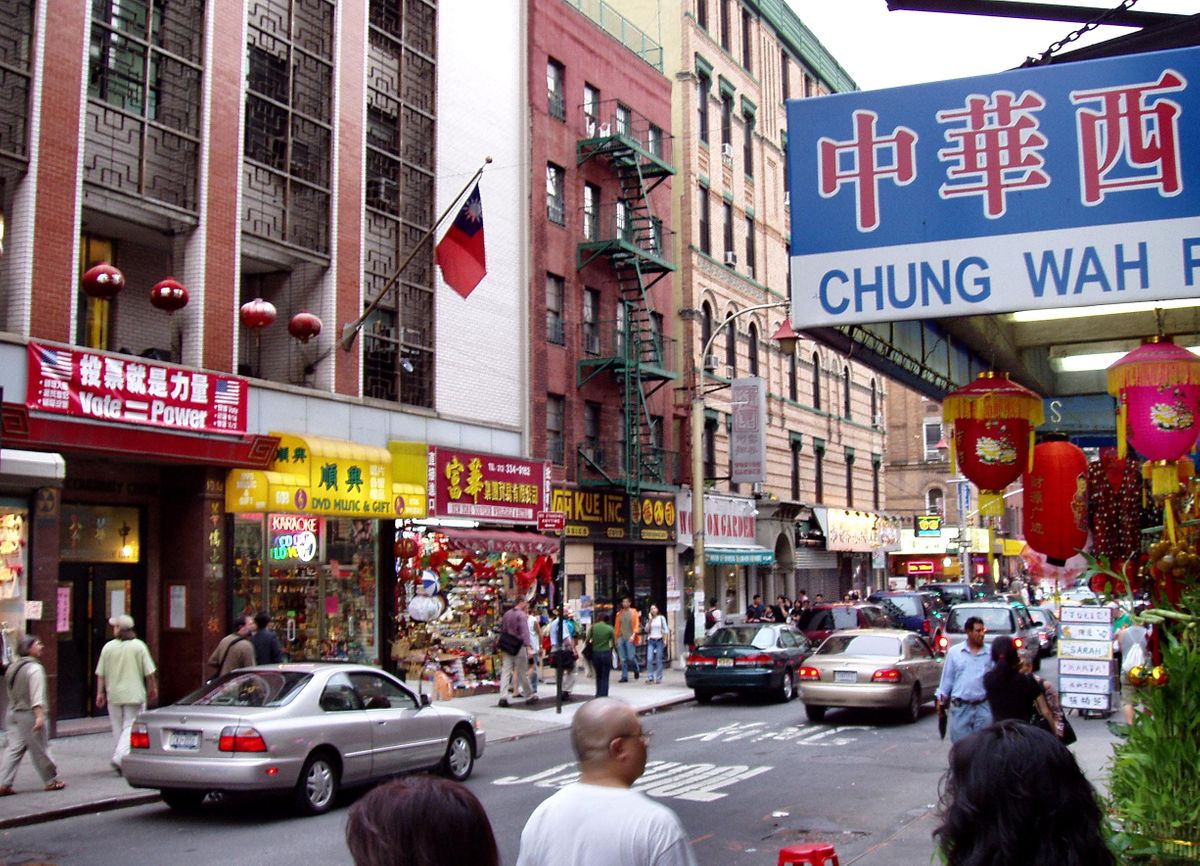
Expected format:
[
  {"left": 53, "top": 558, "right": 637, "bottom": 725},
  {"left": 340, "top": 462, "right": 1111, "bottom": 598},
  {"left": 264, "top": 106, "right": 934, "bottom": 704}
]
[{"left": 811, "top": 507, "right": 901, "bottom": 599}]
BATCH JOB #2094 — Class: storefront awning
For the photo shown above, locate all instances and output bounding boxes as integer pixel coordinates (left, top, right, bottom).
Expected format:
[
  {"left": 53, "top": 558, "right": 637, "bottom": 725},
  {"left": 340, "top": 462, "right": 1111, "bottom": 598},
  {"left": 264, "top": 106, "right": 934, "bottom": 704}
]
[
  {"left": 705, "top": 544, "right": 775, "bottom": 565},
  {"left": 440, "top": 528, "right": 560, "bottom": 556}
]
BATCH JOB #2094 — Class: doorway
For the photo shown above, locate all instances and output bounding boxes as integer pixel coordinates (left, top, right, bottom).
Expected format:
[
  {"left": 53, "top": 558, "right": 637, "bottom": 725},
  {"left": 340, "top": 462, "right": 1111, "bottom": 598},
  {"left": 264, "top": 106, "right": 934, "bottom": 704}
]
[{"left": 55, "top": 563, "right": 145, "bottom": 719}]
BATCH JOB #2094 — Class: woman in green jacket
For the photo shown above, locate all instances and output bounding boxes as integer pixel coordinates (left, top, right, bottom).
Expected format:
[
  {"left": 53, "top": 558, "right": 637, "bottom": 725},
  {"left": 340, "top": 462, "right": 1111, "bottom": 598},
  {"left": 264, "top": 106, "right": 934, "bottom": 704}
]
[{"left": 587, "top": 614, "right": 615, "bottom": 697}]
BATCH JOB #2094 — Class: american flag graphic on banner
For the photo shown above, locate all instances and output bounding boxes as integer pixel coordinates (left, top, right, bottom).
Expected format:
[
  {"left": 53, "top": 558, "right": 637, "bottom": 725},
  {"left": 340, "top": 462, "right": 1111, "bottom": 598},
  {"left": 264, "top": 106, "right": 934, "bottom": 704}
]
[
  {"left": 214, "top": 379, "right": 242, "bottom": 406},
  {"left": 38, "top": 347, "right": 73, "bottom": 379}
]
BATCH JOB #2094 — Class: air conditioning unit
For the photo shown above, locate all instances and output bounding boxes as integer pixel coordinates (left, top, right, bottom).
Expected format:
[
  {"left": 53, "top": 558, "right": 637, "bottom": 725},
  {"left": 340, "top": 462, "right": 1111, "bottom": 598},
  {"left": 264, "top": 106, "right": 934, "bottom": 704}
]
[
  {"left": 784, "top": 191, "right": 791, "bottom": 208},
  {"left": 586, "top": 119, "right": 597, "bottom": 137},
  {"left": 703, "top": 354, "right": 722, "bottom": 371},
  {"left": 599, "top": 122, "right": 611, "bottom": 137},
  {"left": 722, "top": 142, "right": 734, "bottom": 159},
  {"left": 873, "top": 412, "right": 884, "bottom": 428},
  {"left": 724, "top": 251, "right": 737, "bottom": 266}
]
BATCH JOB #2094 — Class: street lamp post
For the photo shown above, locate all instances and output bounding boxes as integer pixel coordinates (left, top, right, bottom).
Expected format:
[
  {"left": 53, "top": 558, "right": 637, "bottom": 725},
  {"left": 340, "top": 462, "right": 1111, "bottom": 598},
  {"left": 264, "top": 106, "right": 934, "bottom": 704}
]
[{"left": 688, "top": 301, "right": 797, "bottom": 650}]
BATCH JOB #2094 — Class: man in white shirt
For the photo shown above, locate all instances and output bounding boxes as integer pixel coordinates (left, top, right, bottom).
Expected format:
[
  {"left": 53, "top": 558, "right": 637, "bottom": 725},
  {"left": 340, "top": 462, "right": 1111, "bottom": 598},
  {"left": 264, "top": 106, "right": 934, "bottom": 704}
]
[{"left": 516, "top": 697, "right": 697, "bottom": 866}]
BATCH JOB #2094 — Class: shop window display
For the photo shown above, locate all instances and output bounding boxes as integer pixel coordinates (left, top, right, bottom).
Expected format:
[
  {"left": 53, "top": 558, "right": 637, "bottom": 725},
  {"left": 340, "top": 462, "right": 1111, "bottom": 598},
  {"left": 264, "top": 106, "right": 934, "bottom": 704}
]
[{"left": 231, "top": 514, "right": 379, "bottom": 664}]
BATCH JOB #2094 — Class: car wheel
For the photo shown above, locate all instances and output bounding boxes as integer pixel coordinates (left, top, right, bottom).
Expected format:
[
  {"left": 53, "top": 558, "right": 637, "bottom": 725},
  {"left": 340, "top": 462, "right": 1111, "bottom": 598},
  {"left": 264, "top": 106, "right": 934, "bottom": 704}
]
[
  {"left": 293, "top": 751, "right": 340, "bottom": 816},
  {"left": 776, "top": 670, "right": 796, "bottom": 703},
  {"left": 160, "top": 788, "right": 205, "bottom": 811},
  {"left": 805, "top": 704, "right": 827, "bottom": 722},
  {"left": 441, "top": 727, "right": 475, "bottom": 782},
  {"left": 694, "top": 689, "right": 714, "bottom": 705},
  {"left": 904, "top": 685, "right": 922, "bottom": 724}
]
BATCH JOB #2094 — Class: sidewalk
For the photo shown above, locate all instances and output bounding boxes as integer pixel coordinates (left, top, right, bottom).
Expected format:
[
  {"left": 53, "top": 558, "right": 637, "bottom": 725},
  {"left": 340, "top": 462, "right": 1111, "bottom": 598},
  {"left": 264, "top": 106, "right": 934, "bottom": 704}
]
[{"left": 0, "top": 663, "right": 695, "bottom": 830}]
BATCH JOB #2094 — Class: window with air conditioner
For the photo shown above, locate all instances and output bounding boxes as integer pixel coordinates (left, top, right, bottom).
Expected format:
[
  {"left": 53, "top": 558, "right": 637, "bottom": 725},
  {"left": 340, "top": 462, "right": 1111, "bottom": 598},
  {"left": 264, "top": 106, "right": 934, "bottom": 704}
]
[{"left": 924, "top": 420, "right": 946, "bottom": 461}]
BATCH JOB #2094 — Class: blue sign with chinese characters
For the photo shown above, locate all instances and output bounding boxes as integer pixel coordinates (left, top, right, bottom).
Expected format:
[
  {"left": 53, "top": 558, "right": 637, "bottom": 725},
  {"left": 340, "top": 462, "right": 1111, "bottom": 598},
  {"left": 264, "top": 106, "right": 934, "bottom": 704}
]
[{"left": 786, "top": 47, "right": 1200, "bottom": 329}]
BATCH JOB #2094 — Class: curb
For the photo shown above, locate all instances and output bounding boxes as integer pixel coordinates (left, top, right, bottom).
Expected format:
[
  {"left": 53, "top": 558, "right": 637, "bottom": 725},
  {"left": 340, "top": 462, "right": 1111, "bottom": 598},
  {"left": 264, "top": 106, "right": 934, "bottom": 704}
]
[{"left": 0, "top": 792, "right": 161, "bottom": 830}]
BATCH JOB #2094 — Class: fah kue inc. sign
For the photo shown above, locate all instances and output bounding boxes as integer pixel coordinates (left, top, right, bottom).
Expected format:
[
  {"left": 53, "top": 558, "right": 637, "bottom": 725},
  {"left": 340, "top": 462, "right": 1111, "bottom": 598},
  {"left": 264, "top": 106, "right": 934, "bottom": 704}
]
[{"left": 786, "top": 47, "right": 1200, "bottom": 328}]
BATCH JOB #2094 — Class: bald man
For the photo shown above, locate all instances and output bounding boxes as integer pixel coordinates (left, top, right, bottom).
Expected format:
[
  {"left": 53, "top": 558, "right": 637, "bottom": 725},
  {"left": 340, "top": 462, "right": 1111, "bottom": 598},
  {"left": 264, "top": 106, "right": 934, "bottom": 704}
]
[{"left": 516, "top": 698, "right": 696, "bottom": 866}]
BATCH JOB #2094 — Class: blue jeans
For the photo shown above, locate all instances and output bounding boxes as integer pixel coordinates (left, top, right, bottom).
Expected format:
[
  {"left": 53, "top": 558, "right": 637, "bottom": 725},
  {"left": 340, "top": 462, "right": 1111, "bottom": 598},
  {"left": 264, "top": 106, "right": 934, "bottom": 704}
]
[
  {"left": 592, "top": 650, "right": 612, "bottom": 697},
  {"left": 646, "top": 638, "right": 665, "bottom": 682},
  {"left": 948, "top": 701, "right": 993, "bottom": 743},
  {"left": 616, "top": 637, "right": 639, "bottom": 680}
]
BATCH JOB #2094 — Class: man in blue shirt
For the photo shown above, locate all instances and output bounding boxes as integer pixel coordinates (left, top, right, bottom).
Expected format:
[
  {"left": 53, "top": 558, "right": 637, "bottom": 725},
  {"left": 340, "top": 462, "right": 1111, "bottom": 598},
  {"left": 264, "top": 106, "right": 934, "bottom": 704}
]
[{"left": 936, "top": 616, "right": 993, "bottom": 743}]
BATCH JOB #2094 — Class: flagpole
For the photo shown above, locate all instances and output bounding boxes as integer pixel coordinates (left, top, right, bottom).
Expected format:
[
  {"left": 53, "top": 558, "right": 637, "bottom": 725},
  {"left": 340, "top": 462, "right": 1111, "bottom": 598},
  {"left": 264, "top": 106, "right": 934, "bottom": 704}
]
[{"left": 339, "top": 155, "right": 493, "bottom": 352}]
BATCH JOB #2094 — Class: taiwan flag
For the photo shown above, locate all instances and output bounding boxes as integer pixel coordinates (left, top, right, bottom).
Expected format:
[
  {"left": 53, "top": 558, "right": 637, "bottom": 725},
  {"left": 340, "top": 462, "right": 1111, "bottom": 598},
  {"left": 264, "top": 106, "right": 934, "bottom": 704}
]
[{"left": 435, "top": 183, "right": 487, "bottom": 299}]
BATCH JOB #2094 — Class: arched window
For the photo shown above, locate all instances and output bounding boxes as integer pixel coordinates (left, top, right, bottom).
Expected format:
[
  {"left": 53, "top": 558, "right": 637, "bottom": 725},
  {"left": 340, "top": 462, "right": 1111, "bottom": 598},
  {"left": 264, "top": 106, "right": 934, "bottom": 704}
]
[
  {"left": 870, "top": 379, "right": 878, "bottom": 425},
  {"left": 842, "top": 365, "right": 851, "bottom": 418},
  {"left": 724, "top": 312, "right": 737, "bottom": 376},
  {"left": 700, "top": 301, "right": 713, "bottom": 352},
  {"left": 926, "top": 487, "right": 945, "bottom": 516},
  {"left": 811, "top": 352, "right": 821, "bottom": 411},
  {"left": 747, "top": 322, "right": 759, "bottom": 376}
]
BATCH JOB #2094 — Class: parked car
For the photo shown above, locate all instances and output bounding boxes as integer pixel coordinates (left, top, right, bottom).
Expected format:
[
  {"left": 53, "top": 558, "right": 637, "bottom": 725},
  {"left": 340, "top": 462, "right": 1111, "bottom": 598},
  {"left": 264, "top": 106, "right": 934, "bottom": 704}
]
[
  {"left": 686, "top": 623, "right": 812, "bottom": 704},
  {"left": 122, "top": 664, "right": 485, "bottom": 815},
  {"left": 921, "top": 582, "right": 980, "bottom": 607},
  {"left": 795, "top": 603, "right": 890, "bottom": 645},
  {"left": 797, "top": 629, "right": 942, "bottom": 724},
  {"left": 867, "top": 591, "right": 946, "bottom": 641},
  {"left": 937, "top": 602, "right": 1041, "bottom": 670},
  {"left": 1028, "top": 605, "right": 1060, "bottom": 657}
]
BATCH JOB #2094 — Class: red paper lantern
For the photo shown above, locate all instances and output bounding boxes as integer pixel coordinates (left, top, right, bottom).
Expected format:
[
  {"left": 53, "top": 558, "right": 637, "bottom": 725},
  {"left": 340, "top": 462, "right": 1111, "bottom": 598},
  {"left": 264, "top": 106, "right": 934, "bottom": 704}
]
[
  {"left": 149, "top": 277, "right": 188, "bottom": 314},
  {"left": 81, "top": 262, "right": 125, "bottom": 300},
  {"left": 1023, "top": 439, "right": 1089, "bottom": 566},
  {"left": 240, "top": 298, "right": 277, "bottom": 329},
  {"left": 943, "top": 372, "right": 1043, "bottom": 517},
  {"left": 288, "top": 311, "right": 322, "bottom": 343},
  {"left": 394, "top": 537, "right": 419, "bottom": 560}
]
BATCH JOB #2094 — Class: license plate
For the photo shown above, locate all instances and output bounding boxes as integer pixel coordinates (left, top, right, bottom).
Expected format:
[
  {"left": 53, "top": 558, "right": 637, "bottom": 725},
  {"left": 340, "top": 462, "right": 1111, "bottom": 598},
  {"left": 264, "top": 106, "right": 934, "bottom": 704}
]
[
  {"left": 834, "top": 670, "right": 857, "bottom": 684},
  {"left": 167, "top": 730, "right": 201, "bottom": 750},
  {"left": 716, "top": 657, "right": 734, "bottom": 667}
]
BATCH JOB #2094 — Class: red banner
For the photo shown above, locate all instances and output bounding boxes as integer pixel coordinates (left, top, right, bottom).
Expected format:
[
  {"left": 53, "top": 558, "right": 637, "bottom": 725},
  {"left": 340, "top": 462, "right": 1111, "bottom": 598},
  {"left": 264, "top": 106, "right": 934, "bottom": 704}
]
[
  {"left": 426, "top": 447, "right": 550, "bottom": 524},
  {"left": 26, "top": 342, "right": 247, "bottom": 436}
]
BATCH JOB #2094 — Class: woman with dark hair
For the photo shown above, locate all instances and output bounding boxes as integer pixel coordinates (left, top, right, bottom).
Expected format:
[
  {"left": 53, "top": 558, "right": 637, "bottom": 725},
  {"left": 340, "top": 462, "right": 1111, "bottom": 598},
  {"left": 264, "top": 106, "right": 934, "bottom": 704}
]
[
  {"left": 345, "top": 775, "right": 499, "bottom": 866},
  {"left": 982, "top": 636, "right": 1058, "bottom": 733},
  {"left": 933, "top": 720, "right": 1115, "bottom": 866}
]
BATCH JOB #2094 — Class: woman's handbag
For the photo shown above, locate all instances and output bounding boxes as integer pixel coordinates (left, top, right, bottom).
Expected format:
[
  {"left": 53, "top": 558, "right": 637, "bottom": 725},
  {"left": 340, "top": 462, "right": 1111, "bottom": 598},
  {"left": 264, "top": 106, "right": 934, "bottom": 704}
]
[
  {"left": 580, "top": 642, "right": 594, "bottom": 662},
  {"left": 1030, "top": 712, "right": 1077, "bottom": 746},
  {"left": 497, "top": 631, "right": 524, "bottom": 656}
]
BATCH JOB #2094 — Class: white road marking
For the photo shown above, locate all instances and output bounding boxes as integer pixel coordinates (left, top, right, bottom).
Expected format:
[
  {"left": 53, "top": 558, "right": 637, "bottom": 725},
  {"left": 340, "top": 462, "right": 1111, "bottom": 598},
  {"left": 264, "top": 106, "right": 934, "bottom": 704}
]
[
  {"left": 675, "top": 721, "right": 871, "bottom": 746},
  {"left": 492, "top": 760, "right": 773, "bottom": 802}
]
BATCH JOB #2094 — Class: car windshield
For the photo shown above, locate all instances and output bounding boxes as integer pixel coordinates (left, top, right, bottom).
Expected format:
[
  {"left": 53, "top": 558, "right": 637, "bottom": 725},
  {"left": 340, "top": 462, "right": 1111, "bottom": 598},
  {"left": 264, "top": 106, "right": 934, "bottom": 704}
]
[
  {"left": 708, "top": 626, "right": 775, "bottom": 649},
  {"left": 1029, "top": 610, "right": 1053, "bottom": 626},
  {"left": 936, "top": 585, "right": 970, "bottom": 602},
  {"left": 878, "top": 595, "right": 920, "bottom": 616},
  {"left": 797, "top": 610, "right": 833, "bottom": 631},
  {"left": 817, "top": 634, "right": 901, "bottom": 656},
  {"left": 178, "top": 671, "right": 311, "bottom": 707},
  {"left": 947, "top": 607, "right": 1014, "bottom": 634}
]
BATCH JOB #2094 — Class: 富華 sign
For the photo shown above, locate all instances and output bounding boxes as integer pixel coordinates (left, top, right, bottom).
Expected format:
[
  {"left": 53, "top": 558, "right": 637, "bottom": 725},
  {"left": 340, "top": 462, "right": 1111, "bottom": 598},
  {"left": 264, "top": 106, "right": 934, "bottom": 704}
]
[
  {"left": 786, "top": 47, "right": 1200, "bottom": 329},
  {"left": 427, "top": 447, "right": 550, "bottom": 525}
]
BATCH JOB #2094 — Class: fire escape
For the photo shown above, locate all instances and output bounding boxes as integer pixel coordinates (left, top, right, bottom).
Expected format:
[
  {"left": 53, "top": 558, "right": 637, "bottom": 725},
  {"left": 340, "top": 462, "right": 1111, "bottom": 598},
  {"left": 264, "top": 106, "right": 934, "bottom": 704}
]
[{"left": 576, "top": 101, "right": 677, "bottom": 495}]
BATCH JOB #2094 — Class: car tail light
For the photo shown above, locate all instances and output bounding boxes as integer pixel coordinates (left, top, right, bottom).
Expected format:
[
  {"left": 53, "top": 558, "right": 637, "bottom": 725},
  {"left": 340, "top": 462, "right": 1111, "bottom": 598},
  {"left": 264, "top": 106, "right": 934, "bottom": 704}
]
[
  {"left": 687, "top": 654, "right": 716, "bottom": 667},
  {"left": 218, "top": 725, "right": 268, "bottom": 753},
  {"left": 734, "top": 653, "right": 774, "bottom": 667},
  {"left": 936, "top": 635, "right": 949, "bottom": 652},
  {"left": 798, "top": 666, "right": 821, "bottom": 681},
  {"left": 1013, "top": 637, "right": 1024, "bottom": 649},
  {"left": 130, "top": 723, "right": 150, "bottom": 750},
  {"left": 872, "top": 668, "right": 902, "bottom": 683},
  {"left": 921, "top": 620, "right": 931, "bottom": 634}
]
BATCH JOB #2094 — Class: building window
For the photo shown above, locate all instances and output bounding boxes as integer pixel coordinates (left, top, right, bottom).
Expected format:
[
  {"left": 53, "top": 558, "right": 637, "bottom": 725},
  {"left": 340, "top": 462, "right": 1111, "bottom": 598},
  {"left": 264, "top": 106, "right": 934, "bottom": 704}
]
[
  {"left": 697, "top": 73, "right": 710, "bottom": 145},
  {"left": 924, "top": 420, "right": 945, "bottom": 461},
  {"left": 845, "top": 451, "right": 856, "bottom": 508},
  {"left": 741, "top": 8, "right": 753, "bottom": 72},
  {"left": 747, "top": 322, "right": 759, "bottom": 377},
  {"left": 719, "top": 0, "right": 731, "bottom": 50},
  {"left": 545, "top": 273, "right": 565, "bottom": 345},
  {"left": 812, "top": 352, "right": 822, "bottom": 411},
  {"left": 724, "top": 312, "right": 737, "bottom": 376},
  {"left": 547, "top": 395, "right": 565, "bottom": 465},
  {"left": 788, "top": 353, "right": 797, "bottom": 401},
  {"left": 648, "top": 124, "right": 663, "bottom": 158},
  {"left": 814, "top": 441, "right": 825, "bottom": 502},
  {"left": 696, "top": 0, "right": 708, "bottom": 30},
  {"left": 583, "top": 83, "right": 600, "bottom": 132},
  {"left": 583, "top": 182, "right": 599, "bottom": 241},
  {"left": 927, "top": 487, "right": 945, "bottom": 516},
  {"left": 790, "top": 437, "right": 802, "bottom": 500},
  {"left": 870, "top": 379, "right": 879, "bottom": 425},
  {"left": 546, "top": 162, "right": 565, "bottom": 224},
  {"left": 78, "top": 235, "right": 117, "bottom": 350},
  {"left": 615, "top": 300, "right": 627, "bottom": 357},
  {"left": 704, "top": 416, "right": 718, "bottom": 482},
  {"left": 615, "top": 103, "right": 631, "bottom": 136},
  {"left": 583, "top": 287, "right": 600, "bottom": 354},
  {"left": 872, "top": 456, "right": 881, "bottom": 509},
  {"left": 698, "top": 186, "right": 711, "bottom": 255},
  {"left": 721, "top": 92, "right": 733, "bottom": 151},
  {"left": 583, "top": 402, "right": 601, "bottom": 461},
  {"left": 722, "top": 201, "right": 734, "bottom": 263},
  {"left": 743, "top": 111, "right": 754, "bottom": 177},
  {"left": 781, "top": 49, "right": 790, "bottom": 101},
  {"left": 843, "top": 366, "right": 852, "bottom": 418},
  {"left": 547, "top": 58, "right": 565, "bottom": 120},
  {"left": 744, "top": 216, "right": 756, "bottom": 280},
  {"left": 701, "top": 301, "right": 713, "bottom": 360},
  {"left": 650, "top": 311, "right": 664, "bottom": 361}
]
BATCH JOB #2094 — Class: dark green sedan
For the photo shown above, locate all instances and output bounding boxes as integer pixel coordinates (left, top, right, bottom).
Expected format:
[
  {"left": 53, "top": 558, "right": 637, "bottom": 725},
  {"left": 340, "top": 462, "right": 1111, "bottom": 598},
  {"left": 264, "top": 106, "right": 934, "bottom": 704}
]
[{"left": 685, "top": 623, "right": 813, "bottom": 704}]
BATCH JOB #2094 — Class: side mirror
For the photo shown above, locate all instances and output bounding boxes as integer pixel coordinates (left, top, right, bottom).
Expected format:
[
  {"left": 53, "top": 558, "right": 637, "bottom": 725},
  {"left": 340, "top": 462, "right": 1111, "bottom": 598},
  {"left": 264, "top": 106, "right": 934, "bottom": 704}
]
[{"left": 420, "top": 693, "right": 431, "bottom": 707}]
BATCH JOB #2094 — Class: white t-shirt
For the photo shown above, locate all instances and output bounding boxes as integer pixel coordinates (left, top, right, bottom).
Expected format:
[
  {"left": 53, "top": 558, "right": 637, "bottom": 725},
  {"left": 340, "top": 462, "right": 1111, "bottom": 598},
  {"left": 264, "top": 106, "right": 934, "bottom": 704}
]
[
  {"left": 647, "top": 615, "right": 668, "bottom": 640},
  {"left": 517, "top": 782, "right": 698, "bottom": 866}
]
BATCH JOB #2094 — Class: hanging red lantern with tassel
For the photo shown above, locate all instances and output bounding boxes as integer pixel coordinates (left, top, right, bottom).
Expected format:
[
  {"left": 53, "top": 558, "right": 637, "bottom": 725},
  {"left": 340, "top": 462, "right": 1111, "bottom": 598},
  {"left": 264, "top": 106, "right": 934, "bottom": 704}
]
[
  {"left": 943, "top": 372, "right": 1043, "bottom": 518},
  {"left": 1107, "top": 336, "right": 1200, "bottom": 502},
  {"left": 149, "top": 277, "right": 189, "bottom": 314},
  {"left": 288, "top": 311, "right": 322, "bottom": 343},
  {"left": 240, "top": 298, "right": 277, "bottom": 329},
  {"left": 81, "top": 262, "right": 125, "bottom": 300},
  {"left": 1023, "top": 437, "right": 1089, "bottom": 566}
]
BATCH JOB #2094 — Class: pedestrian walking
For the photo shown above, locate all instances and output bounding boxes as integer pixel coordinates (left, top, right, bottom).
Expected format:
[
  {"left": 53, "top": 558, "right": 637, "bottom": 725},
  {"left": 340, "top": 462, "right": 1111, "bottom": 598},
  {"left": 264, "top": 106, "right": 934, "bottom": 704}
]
[
  {"left": 1117, "top": 605, "right": 1149, "bottom": 726},
  {"left": 644, "top": 604, "right": 669, "bottom": 684},
  {"left": 251, "top": 611, "right": 283, "bottom": 665},
  {"left": 208, "top": 615, "right": 256, "bottom": 679},
  {"left": 498, "top": 598, "right": 537, "bottom": 706},
  {"left": 587, "top": 614, "right": 615, "bottom": 697},
  {"left": 935, "top": 616, "right": 994, "bottom": 743},
  {"left": 983, "top": 636, "right": 1059, "bottom": 735},
  {"left": 614, "top": 597, "right": 641, "bottom": 682},
  {"left": 527, "top": 606, "right": 543, "bottom": 696},
  {"left": 547, "top": 612, "right": 577, "bottom": 699},
  {"left": 94, "top": 614, "right": 157, "bottom": 773},
  {"left": 515, "top": 697, "right": 697, "bottom": 866},
  {"left": 0, "top": 636, "right": 66, "bottom": 795}
]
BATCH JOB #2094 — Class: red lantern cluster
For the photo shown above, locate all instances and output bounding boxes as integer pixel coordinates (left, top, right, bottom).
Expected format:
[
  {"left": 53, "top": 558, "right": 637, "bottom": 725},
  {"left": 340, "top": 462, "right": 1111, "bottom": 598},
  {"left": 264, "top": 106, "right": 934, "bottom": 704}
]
[
  {"left": 288, "top": 312, "right": 322, "bottom": 343},
  {"left": 240, "top": 298, "right": 277, "bottom": 329},
  {"left": 149, "top": 277, "right": 189, "bottom": 314},
  {"left": 1023, "top": 438, "right": 1089, "bottom": 566},
  {"left": 81, "top": 263, "right": 125, "bottom": 300}
]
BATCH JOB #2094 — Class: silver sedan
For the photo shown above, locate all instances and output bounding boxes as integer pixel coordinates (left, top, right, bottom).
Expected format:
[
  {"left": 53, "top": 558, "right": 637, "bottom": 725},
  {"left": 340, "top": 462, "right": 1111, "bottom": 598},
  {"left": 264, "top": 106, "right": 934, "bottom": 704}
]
[
  {"left": 122, "top": 664, "right": 485, "bottom": 815},
  {"left": 797, "top": 629, "right": 943, "bottom": 724}
]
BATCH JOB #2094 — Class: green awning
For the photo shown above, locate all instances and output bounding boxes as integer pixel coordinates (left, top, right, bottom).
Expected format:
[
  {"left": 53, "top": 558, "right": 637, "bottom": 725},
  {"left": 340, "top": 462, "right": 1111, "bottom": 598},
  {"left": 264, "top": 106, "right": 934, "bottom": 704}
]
[{"left": 705, "top": 545, "right": 775, "bottom": 565}]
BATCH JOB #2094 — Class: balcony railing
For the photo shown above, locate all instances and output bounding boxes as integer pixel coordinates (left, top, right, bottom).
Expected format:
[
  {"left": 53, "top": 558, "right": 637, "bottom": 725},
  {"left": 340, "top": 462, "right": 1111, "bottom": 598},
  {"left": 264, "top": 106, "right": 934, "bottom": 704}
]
[
  {"left": 578, "top": 320, "right": 674, "bottom": 369},
  {"left": 578, "top": 203, "right": 673, "bottom": 267},
  {"left": 562, "top": 0, "right": 663, "bottom": 71},
  {"left": 578, "top": 99, "right": 672, "bottom": 162}
]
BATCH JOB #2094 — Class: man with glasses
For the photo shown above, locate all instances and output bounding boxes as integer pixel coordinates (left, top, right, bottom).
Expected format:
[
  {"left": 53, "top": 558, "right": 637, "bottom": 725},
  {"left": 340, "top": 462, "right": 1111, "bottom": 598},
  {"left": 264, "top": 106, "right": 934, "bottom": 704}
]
[
  {"left": 516, "top": 697, "right": 696, "bottom": 865},
  {"left": 936, "top": 616, "right": 994, "bottom": 743}
]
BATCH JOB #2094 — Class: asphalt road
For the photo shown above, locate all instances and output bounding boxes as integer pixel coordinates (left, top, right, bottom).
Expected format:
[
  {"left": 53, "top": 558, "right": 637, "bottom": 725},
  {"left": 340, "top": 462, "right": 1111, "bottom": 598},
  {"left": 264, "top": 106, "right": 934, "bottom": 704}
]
[{"left": 0, "top": 694, "right": 952, "bottom": 866}]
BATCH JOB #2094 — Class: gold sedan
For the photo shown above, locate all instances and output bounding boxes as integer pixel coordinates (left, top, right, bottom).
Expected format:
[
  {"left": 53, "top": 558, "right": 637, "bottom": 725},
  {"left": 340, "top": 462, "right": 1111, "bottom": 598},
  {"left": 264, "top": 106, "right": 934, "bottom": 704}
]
[{"left": 797, "top": 629, "right": 943, "bottom": 724}]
